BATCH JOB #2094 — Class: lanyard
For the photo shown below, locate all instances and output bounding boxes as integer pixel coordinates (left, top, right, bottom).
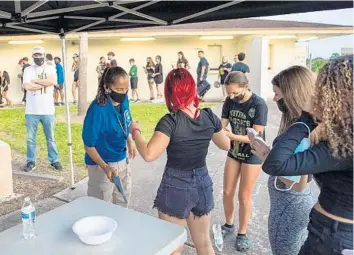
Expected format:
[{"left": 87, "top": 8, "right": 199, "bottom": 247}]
[{"left": 115, "top": 110, "right": 128, "bottom": 141}]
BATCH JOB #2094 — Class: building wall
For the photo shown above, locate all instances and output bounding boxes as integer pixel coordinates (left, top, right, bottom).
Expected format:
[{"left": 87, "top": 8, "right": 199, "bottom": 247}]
[
  {"left": 341, "top": 47, "right": 353, "bottom": 55},
  {"left": 0, "top": 36, "right": 305, "bottom": 104}
]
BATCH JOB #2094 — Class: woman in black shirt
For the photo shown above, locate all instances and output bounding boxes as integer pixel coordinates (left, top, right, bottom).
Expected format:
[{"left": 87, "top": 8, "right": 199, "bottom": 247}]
[
  {"left": 176, "top": 51, "right": 190, "bottom": 70},
  {"left": 250, "top": 56, "right": 353, "bottom": 254},
  {"left": 221, "top": 71, "right": 268, "bottom": 252},
  {"left": 1, "top": 70, "right": 11, "bottom": 106},
  {"left": 153, "top": 55, "right": 164, "bottom": 102},
  {"left": 144, "top": 57, "right": 155, "bottom": 101},
  {"left": 130, "top": 68, "right": 230, "bottom": 255}
]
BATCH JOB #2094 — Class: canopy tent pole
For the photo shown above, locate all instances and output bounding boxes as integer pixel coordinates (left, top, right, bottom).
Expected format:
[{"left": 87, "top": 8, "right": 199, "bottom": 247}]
[{"left": 60, "top": 31, "right": 75, "bottom": 189}]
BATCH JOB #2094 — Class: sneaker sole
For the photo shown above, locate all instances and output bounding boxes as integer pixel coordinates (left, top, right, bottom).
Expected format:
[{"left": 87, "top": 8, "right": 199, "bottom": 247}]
[
  {"left": 236, "top": 247, "right": 250, "bottom": 252},
  {"left": 50, "top": 164, "right": 62, "bottom": 171},
  {"left": 24, "top": 166, "right": 36, "bottom": 172}
]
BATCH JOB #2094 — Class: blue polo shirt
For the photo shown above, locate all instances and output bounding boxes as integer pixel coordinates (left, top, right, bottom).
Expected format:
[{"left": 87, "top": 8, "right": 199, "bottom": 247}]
[
  {"left": 55, "top": 63, "right": 64, "bottom": 84},
  {"left": 231, "top": 62, "right": 250, "bottom": 73},
  {"left": 82, "top": 96, "right": 132, "bottom": 165}
]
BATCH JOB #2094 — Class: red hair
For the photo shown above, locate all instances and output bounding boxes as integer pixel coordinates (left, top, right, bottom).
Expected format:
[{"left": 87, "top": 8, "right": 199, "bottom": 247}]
[{"left": 164, "top": 68, "right": 199, "bottom": 116}]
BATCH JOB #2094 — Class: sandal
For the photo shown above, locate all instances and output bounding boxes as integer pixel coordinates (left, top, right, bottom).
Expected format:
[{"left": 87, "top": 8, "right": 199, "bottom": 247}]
[{"left": 235, "top": 235, "right": 250, "bottom": 252}]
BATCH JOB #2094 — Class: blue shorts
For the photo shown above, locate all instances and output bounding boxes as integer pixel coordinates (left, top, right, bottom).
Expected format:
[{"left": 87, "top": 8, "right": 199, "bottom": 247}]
[{"left": 154, "top": 166, "right": 214, "bottom": 219}]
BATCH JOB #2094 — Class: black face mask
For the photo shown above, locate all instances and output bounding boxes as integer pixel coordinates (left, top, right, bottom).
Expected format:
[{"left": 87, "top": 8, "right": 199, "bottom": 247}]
[
  {"left": 276, "top": 98, "right": 288, "bottom": 113},
  {"left": 34, "top": 57, "right": 44, "bottom": 66},
  {"left": 232, "top": 87, "right": 246, "bottom": 102},
  {"left": 109, "top": 90, "right": 127, "bottom": 104}
]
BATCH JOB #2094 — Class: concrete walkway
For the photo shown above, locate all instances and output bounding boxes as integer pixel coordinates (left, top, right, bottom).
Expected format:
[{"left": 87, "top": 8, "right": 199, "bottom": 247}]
[{"left": 0, "top": 102, "right": 319, "bottom": 254}]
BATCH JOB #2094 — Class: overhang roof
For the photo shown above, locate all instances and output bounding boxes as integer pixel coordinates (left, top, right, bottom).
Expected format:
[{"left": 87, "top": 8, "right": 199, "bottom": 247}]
[{"left": 0, "top": 1, "right": 352, "bottom": 36}]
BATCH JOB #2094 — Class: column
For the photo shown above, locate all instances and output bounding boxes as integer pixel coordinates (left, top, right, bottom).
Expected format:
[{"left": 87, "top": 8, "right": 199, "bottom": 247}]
[
  {"left": 78, "top": 32, "right": 88, "bottom": 116},
  {"left": 249, "top": 37, "right": 269, "bottom": 100}
]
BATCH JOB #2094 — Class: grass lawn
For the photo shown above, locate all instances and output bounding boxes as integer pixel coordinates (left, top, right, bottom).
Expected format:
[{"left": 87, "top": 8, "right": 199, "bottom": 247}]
[{"left": 0, "top": 103, "right": 215, "bottom": 172}]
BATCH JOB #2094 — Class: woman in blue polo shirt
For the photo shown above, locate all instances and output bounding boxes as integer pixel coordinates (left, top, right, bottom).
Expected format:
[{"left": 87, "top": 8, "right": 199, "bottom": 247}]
[{"left": 82, "top": 67, "right": 136, "bottom": 207}]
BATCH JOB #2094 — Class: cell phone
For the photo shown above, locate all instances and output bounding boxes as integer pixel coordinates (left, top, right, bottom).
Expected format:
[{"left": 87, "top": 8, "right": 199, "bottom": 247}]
[{"left": 112, "top": 175, "right": 128, "bottom": 203}]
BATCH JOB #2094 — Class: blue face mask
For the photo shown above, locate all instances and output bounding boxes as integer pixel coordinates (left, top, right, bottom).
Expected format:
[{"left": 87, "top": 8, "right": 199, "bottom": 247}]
[{"left": 274, "top": 122, "right": 311, "bottom": 191}]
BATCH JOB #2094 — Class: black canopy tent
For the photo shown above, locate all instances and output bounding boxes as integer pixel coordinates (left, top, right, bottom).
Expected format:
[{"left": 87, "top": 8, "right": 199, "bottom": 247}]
[{"left": 0, "top": 1, "right": 352, "bottom": 187}]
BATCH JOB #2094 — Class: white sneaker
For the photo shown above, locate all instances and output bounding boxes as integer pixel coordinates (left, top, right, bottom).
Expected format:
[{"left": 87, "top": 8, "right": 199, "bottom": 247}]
[{"left": 153, "top": 98, "right": 164, "bottom": 103}]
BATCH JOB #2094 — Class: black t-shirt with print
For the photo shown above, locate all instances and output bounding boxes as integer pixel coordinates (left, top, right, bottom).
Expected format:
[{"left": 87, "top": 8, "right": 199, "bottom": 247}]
[
  {"left": 154, "top": 63, "right": 163, "bottom": 83},
  {"left": 222, "top": 94, "right": 268, "bottom": 162},
  {"left": 218, "top": 63, "right": 232, "bottom": 84},
  {"left": 155, "top": 108, "right": 222, "bottom": 170}
]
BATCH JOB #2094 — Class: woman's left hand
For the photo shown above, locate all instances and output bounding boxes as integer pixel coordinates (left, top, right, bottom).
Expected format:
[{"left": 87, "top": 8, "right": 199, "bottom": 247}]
[{"left": 224, "top": 127, "right": 235, "bottom": 140}]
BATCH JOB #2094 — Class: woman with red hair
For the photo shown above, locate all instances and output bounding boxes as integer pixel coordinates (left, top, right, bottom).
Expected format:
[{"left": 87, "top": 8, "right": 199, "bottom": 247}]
[{"left": 130, "top": 68, "right": 230, "bottom": 255}]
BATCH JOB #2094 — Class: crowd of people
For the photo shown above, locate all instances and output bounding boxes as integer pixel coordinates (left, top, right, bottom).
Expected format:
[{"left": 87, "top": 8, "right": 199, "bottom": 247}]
[
  {"left": 0, "top": 49, "right": 251, "bottom": 108},
  {"left": 5, "top": 44, "right": 353, "bottom": 254}
]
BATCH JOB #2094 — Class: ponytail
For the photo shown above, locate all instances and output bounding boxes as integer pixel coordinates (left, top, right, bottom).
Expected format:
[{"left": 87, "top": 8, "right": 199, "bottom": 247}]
[{"left": 96, "top": 68, "right": 110, "bottom": 105}]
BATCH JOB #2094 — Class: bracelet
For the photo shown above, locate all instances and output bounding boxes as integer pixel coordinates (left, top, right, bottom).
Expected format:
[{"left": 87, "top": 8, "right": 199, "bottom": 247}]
[{"left": 131, "top": 128, "right": 141, "bottom": 139}]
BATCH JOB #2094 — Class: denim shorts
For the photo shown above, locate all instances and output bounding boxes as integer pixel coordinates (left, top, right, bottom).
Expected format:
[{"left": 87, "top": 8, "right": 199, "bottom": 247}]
[
  {"left": 153, "top": 166, "right": 214, "bottom": 219},
  {"left": 298, "top": 208, "right": 353, "bottom": 255}
]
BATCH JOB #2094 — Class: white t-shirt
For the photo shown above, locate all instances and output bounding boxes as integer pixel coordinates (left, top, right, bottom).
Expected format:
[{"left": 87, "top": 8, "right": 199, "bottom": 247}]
[{"left": 23, "top": 64, "right": 57, "bottom": 115}]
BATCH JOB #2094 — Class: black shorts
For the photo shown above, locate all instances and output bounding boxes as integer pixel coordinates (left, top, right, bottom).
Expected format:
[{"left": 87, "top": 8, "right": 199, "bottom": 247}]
[
  {"left": 130, "top": 77, "right": 138, "bottom": 89},
  {"left": 74, "top": 70, "right": 79, "bottom": 82},
  {"left": 55, "top": 83, "right": 64, "bottom": 90},
  {"left": 2, "top": 86, "right": 8, "bottom": 92},
  {"left": 227, "top": 151, "right": 262, "bottom": 165},
  {"left": 147, "top": 73, "right": 154, "bottom": 81},
  {"left": 154, "top": 75, "right": 163, "bottom": 85}
]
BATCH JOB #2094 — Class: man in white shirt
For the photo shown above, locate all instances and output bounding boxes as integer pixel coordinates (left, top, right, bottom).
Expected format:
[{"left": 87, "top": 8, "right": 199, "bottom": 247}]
[{"left": 23, "top": 46, "right": 62, "bottom": 172}]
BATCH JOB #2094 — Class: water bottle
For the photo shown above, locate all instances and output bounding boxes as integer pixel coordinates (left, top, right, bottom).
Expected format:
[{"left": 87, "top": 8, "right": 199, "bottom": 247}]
[
  {"left": 212, "top": 224, "right": 223, "bottom": 252},
  {"left": 21, "top": 197, "right": 36, "bottom": 239}
]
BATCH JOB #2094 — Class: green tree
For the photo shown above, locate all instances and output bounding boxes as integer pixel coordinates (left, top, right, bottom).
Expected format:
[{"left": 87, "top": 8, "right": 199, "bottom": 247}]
[
  {"left": 330, "top": 53, "right": 340, "bottom": 59},
  {"left": 311, "top": 58, "right": 328, "bottom": 72}
]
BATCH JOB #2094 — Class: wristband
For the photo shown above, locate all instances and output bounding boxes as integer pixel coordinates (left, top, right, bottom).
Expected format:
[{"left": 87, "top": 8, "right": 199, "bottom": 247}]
[{"left": 131, "top": 128, "right": 141, "bottom": 138}]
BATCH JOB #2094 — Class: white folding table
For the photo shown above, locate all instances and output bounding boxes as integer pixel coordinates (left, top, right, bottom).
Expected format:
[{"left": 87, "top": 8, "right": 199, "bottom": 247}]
[{"left": 0, "top": 197, "right": 187, "bottom": 255}]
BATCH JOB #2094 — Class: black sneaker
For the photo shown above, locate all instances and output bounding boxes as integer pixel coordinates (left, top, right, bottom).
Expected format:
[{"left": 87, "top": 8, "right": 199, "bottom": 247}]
[
  {"left": 54, "top": 102, "right": 60, "bottom": 106},
  {"left": 24, "top": 162, "right": 36, "bottom": 172},
  {"left": 50, "top": 162, "right": 63, "bottom": 171},
  {"left": 221, "top": 224, "right": 236, "bottom": 237},
  {"left": 60, "top": 102, "right": 65, "bottom": 106}
]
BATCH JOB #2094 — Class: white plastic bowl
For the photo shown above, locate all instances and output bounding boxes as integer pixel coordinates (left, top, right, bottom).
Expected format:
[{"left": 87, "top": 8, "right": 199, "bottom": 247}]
[{"left": 72, "top": 216, "right": 117, "bottom": 245}]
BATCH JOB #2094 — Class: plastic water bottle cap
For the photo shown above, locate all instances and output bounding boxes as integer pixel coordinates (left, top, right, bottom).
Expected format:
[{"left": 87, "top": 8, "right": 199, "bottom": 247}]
[{"left": 24, "top": 197, "right": 30, "bottom": 202}]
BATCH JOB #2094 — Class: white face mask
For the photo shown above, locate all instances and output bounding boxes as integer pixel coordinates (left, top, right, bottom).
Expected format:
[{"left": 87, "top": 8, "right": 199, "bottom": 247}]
[{"left": 274, "top": 122, "right": 311, "bottom": 192}]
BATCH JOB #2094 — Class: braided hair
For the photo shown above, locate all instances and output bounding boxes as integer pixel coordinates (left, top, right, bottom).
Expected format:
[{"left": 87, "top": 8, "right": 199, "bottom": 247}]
[{"left": 96, "top": 66, "right": 128, "bottom": 106}]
